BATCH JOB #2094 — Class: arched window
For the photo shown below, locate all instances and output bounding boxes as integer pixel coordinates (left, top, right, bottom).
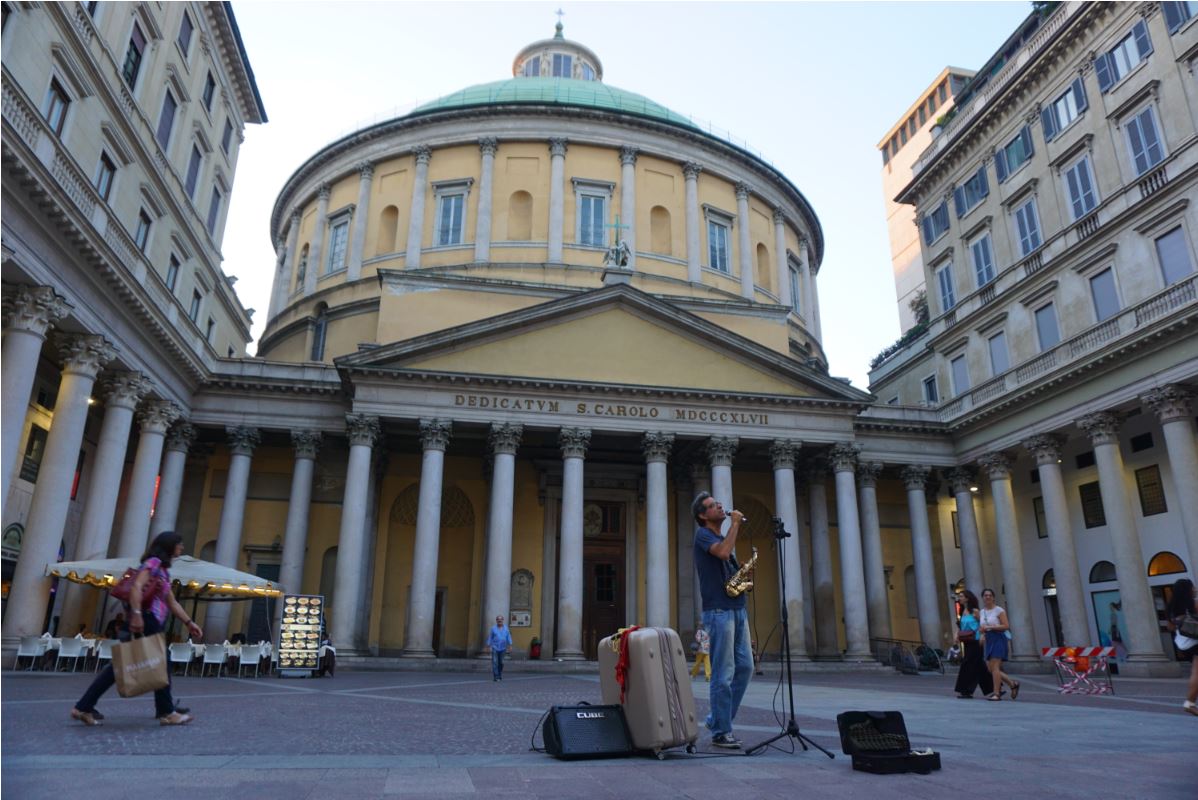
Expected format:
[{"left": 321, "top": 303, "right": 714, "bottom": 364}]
[
  {"left": 320, "top": 546, "right": 338, "bottom": 612},
  {"left": 1089, "top": 561, "right": 1117, "bottom": 583},
  {"left": 1148, "top": 551, "right": 1186, "bottom": 577},
  {"left": 377, "top": 205, "right": 399, "bottom": 254},
  {"left": 295, "top": 244, "right": 309, "bottom": 291},
  {"left": 756, "top": 243, "right": 772, "bottom": 292},
  {"left": 508, "top": 191, "right": 532, "bottom": 240},
  {"left": 310, "top": 303, "right": 328, "bottom": 361},
  {"left": 1042, "top": 569, "right": 1056, "bottom": 590},
  {"left": 649, "top": 206, "right": 671, "bottom": 255}
]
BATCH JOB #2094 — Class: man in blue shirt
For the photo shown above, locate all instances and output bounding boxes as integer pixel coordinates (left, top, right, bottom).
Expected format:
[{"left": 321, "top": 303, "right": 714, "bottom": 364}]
[
  {"left": 486, "top": 615, "right": 513, "bottom": 681},
  {"left": 692, "top": 492, "right": 753, "bottom": 749}
]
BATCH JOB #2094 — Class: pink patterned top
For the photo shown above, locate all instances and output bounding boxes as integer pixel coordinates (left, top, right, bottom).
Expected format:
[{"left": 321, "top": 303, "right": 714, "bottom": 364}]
[{"left": 137, "top": 557, "right": 172, "bottom": 625}]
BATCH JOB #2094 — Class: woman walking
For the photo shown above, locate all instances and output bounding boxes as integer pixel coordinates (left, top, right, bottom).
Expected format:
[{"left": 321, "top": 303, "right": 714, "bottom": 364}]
[
  {"left": 71, "top": 531, "right": 201, "bottom": 726},
  {"left": 1166, "top": 578, "right": 1198, "bottom": 717},
  {"left": 979, "top": 588, "right": 1019, "bottom": 701},
  {"left": 953, "top": 590, "right": 993, "bottom": 698}
]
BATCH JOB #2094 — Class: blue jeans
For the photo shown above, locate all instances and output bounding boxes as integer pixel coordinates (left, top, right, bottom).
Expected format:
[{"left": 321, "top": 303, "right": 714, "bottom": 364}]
[
  {"left": 702, "top": 607, "right": 753, "bottom": 737},
  {"left": 491, "top": 649, "right": 506, "bottom": 679}
]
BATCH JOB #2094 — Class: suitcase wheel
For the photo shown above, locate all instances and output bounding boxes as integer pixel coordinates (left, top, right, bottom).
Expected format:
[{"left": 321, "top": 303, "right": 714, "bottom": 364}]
[
  {"left": 655, "top": 750, "right": 666, "bottom": 760},
  {"left": 686, "top": 744, "right": 697, "bottom": 755}
]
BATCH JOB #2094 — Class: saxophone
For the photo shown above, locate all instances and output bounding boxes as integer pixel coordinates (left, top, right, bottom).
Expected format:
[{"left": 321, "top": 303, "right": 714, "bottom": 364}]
[{"left": 725, "top": 547, "right": 758, "bottom": 597}]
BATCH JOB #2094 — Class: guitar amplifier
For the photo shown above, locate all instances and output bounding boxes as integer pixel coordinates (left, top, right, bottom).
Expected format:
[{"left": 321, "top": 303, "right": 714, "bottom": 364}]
[{"left": 542, "top": 704, "right": 633, "bottom": 760}]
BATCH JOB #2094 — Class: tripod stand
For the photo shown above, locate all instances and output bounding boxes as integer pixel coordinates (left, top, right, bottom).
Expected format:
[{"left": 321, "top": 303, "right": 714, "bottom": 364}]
[{"left": 746, "top": 516, "right": 834, "bottom": 758}]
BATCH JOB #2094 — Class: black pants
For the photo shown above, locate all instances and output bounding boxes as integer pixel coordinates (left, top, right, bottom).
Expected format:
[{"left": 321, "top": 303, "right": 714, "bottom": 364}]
[
  {"left": 75, "top": 614, "right": 175, "bottom": 717},
  {"left": 954, "top": 639, "right": 993, "bottom": 697}
]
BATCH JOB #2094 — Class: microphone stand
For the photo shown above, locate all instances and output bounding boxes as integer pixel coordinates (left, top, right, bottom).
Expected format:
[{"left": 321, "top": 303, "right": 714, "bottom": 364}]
[{"left": 746, "top": 516, "right": 834, "bottom": 759}]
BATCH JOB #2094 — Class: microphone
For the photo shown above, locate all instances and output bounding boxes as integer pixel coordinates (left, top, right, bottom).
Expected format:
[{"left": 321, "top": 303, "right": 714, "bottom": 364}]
[{"left": 729, "top": 509, "right": 748, "bottom": 524}]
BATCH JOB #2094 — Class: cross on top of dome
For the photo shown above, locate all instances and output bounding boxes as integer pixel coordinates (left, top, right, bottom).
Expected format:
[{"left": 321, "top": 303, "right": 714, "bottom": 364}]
[{"left": 512, "top": 14, "right": 603, "bottom": 82}]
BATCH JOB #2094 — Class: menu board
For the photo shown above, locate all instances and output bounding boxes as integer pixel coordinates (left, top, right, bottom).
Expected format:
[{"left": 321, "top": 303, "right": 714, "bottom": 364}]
[{"left": 278, "top": 593, "right": 323, "bottom": 672}]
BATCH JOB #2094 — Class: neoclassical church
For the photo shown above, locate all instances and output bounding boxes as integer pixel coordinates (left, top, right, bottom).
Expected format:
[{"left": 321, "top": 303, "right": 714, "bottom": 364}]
[{"left": 3, "top": 5, "right": 1195, "bottom": 672}]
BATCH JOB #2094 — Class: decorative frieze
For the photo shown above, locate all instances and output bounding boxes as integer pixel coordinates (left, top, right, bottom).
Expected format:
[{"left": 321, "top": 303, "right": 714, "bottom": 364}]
[
  {"left": 705, "top": 436, "right": 738, "bottom": 467},
  {"left": 489, "top": 422, "right": 523, "bottom": 455},
  {"left": 1023, "top": 433, "right": 1066, "bottom": 466},
  {"left": 226, "top": 425, "right": 262, "bottom": 455},
  {"left": 291, "top": 429, "right": 322, "bottom": 459},
  {"left": 559, "top": 427, "right": 591, "bottom": 459},
  {"left": 418, "top": 418, "right": 452, "bottom": 452},
  {"left": 57, "top": 333, "right": 115, "bottom": 378},
  {"left": 2, "top": 283, "right": 71, "bottom": 335},
  {"left": 642, "top": 431, "right": 674, "bottom": 463},
  {"left": 769, "top": 439, "right": 801, "bottom": 470}
]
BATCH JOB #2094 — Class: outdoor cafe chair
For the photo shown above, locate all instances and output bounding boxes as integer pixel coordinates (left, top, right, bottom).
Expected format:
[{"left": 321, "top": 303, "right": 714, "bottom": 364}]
[
  {"left": 13, "top": 636, "right": 46, "bottom": 671},
  {"left": 237, "top": 642, "right": 263, "bottom": 677},
  {"left": 55, "top": 637, "right": 88, "bottom": 672},
  {"left": 93, "top": 639, "right": 115, "bottom": 672},
  {"left": 200, "top": 643, "right": 226, "bottom": 677},
  {"left": 168, "top": 642, "right": 194, "bottom": 676}
]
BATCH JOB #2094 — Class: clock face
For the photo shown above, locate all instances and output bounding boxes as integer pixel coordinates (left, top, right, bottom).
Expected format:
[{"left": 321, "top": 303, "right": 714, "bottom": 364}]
[{"left": 583, "top": 503, "right": 603, "bottom": 536}]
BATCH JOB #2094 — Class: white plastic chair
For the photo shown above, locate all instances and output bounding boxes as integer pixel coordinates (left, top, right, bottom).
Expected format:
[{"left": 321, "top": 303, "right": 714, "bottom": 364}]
[
  {"left": 13, "top": 636, "right": 47, "bottom": 671},
  {"left": 168, "top": 642, "right": 194, "bottom": 676},
  {"left": 55, "top": 637, "right": 87, "bottom": 672},
  {"left": 93, "top": 639, "right": 115, "bottom": 672},
  {"left": 237, "top": 642, "right": 263, "bottom": 677},
  {"left": 200, "top": 644, "right": 226, "bottom": 677}
]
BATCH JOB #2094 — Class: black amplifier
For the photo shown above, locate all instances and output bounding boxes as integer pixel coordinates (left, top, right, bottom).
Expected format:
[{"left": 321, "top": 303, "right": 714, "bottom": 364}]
[{"left": 542, "top": 704, "right": 634, "bottom": 760}]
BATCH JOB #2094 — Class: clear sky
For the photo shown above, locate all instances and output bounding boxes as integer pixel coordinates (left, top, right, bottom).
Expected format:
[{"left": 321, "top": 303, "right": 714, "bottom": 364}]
[{"left": 222, "top": 0, "right": 1033, "bottom": 388}]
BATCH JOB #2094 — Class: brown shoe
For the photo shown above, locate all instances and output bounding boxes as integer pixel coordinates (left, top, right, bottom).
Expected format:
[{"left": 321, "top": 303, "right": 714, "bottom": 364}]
[
  {"left": 158, "top": 711, "right": 193, "bottom": 726},
  {"left": 1184, "top": 703, "right": 1198, "bottom": 717},
  {"left": 71, "top": 708, "right": 102, "bottom": 727}
]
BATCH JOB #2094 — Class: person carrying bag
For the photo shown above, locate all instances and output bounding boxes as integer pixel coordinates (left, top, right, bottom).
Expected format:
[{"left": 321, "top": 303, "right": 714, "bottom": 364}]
[{"left": 112, "top": 632, "right": 169, "bottom": 697}]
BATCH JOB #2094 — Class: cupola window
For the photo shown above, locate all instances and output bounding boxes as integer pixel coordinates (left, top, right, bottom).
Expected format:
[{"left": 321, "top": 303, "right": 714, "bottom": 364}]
[
  {"left": 523, "top": 56, "right": 540, "bottom": 77},
  {"left": 581, "top": 63, "right": 595, "bottom": 81},
  {"left": 552, "top": 53, "right": 572, "bottom": 77}
]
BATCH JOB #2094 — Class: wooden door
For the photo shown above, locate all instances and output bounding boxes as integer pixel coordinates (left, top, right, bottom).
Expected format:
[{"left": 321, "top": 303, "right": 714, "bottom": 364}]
[{"left": 582, "top": 542, "right": 624, "bottom": 660}]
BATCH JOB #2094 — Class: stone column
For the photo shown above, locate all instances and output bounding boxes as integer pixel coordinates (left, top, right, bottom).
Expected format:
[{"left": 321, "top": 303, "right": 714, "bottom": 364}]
[
  {"left": 547, "top": 138, "right": 568, "bottom": 263},
  {"left": 403, "top": 419, "right": 452, "bottom": 657},
  {"left": 978, "top": 453, "right": 1037, "bottom": 659},
  {"left": 482, "top": 423, "right": 522, "bottom": 652},
  {"left": 796, "top": 475, "right": 816, "bottom": 656},
  {"left": 901, "top": 465, "right": 944, "bottom": 648},
  {"left": 946, "top": 468, "right": 985, "bottom": 596},
  {"left": 706, "top": 436, "right": 738, "bottom": 519},
  {"left": 204, "top": 425, "right": 261, "bottom": 642},
  {"left": 1024, "top": 434, "right": 1087, "bottom": 645},
  {"left": 113, "top": 400, "right": 180, "bottom": 558},
  {"left": 683, "top": 162, "right": 703, "bottom": 283},
  {"left": 773, "top": 209, "right": 791, "bottom": 308},
  {"left": 276, "top": 430, "right": 320, "bottom": 627},
  {"left": 798, "top": 236, "right": 815, "bottom": 330},
  {"left": 643, "top": 432, "right": 673, "bottom": 628},
  {"left": 857, "top": 461, "right": 892, "bottom": 640},
  {"left": 556, "top": 427, "right": 590, "bottom": 660},
  {"left": 771, "top": 440, "right": 808, "bottom": 659},
  {"left": 268, "top": 231, "right": 290, "bottom": 319},
  {"left": 347, "top": 162, "right": 374, "bottom": 280},
  {"left": 1144, "top": 385, "right": 1198, "bottom": 573},
  {"left": 306, "top": 184, "right": 330, "bottom": 295},
  {"left": 329, "top": 415, "right": 379, "bottom": 652},
  {"left": 405, "top": 146, "right": 431, "bottom": 268},
  {"left": 150, "top": 422, "right": 196, "bottom": 538},
  {"left": 619, "top": 147, "right": 638, "bottom": 269},
  {"left": 1077, "top": 412, "right": 1167, "bottom": 663},
  {"left": 673, "top": 461, "right": 698, "bottom": 637},
  {"left": 735, "top": 183, "right": 754, "bottom": 299},
  {"left": 3, "top": 334, "right": 113, "bottom": 640},
  {"left": 283, "top": 211, "right": 301, "bottom": 299},
  {"left": 830, "top": 444, "right": 871, "bottom": 659},
  {"left": 689, "top": 461, "right": 711, "bottom": 625},
  {"left": 1, "top": 284, "right": 70, "bottom": 506},
  {"left": 807, "top": 458, "right": 838, "bottom": 658},
  {"left": 473, "top": 138, "right": 498, "bottom": 263}
]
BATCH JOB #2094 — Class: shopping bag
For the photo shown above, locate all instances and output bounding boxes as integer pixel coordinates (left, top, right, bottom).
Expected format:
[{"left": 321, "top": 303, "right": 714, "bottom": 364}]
[{"left": 112, "top": 633, "right": 168, "bottom": 697}]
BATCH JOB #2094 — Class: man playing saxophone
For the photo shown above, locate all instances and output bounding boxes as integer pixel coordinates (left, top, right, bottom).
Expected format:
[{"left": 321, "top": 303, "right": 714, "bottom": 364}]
[{"left": 692, "top": 492, "right": 755, "bottom": 749}]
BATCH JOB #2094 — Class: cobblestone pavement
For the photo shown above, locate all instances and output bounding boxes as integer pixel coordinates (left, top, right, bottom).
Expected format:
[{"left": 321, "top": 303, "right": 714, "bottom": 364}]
[{"left": 2, "top": 665, "right": 1192, "bottom": 798}]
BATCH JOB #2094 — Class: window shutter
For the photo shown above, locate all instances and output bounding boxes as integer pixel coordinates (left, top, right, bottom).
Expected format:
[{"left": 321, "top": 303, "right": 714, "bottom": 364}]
[
  {"left": 921, "top": 216, "right": 933, "bottom": 246},
  {"left": 1163, "top": 2, "right": 1185, "bottom": 33},
  {"left": 976, "top": 166, "right": 989, "bottom": 199},
  {"left": 1041, "top": 105, "right": 1058, "bottom": 141},
  {"left": 1095, "top": 53, "right": 1113, "bottom": 93},
  {"left": 1133, "top": 19, "right": 1153, "bottom": 58},
  {"left": 1071, "top": 77, "right": 1088, "bottom": 113},
  {"left": 1127, "top": 115, "right": 1148, "bottom": 174},
  {"left": 953, "top": 186, "right": 966, "bottom": 218},
  {"left": 1020, "top": 125, "right": 1034, "bottom": 159},
  {"left": 994, "top": 147, "right": 1009, "bottom": 182}
]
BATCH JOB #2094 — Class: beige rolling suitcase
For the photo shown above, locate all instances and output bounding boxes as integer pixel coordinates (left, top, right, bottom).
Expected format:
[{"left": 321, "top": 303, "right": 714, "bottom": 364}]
[{"left": 598, "top": 627, "right": 699, "bottom": 757}]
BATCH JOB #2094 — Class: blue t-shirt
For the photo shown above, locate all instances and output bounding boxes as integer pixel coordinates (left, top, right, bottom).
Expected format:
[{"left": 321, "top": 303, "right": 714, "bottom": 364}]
[
  {"left": 487, "top": 625, "right": 512, "bottom": 652},
  {"left": 959, "top": 612, "right": 980, "bottom": 634},
  {"left": 694, "top": 526, "right": 747, "bottom": 612}
]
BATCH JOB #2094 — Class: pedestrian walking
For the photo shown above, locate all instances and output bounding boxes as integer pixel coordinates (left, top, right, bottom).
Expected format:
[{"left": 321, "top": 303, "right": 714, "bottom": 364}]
[
  {"left": 979, "top": 588, "right": 1019, "bottom": 702},
  {"left": 71, "top": 531, "right": 201, "bottom": 726},
  {"left": 486, "top": 615, "right": 512, "bottom": 681},
  {"left": 690, "top": 623, "right": 711, "bottom": 681},
  {"left": 953, "top": 590, "right": 993, "bottom": 698},
  {"left": 1166, "top": 578, "right": 1198, "bottom": 717}
]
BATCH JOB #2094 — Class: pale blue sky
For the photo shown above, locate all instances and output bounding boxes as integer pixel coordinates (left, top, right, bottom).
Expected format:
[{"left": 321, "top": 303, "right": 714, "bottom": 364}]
[{"left": 223, "top": 0, "right": 1033, "bottom": 388}]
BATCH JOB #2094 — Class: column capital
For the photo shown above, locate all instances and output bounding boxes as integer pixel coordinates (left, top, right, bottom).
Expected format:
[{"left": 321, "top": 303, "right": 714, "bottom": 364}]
[
  {"left": 1023, "top": 433, "right": 1066, "bottom": 466},
  {"left": 548, "top": 137, "right": 568, "bottom": 157},
  {"left": 682, "top": 161, "right": 703, "bottom": 179},
  {"left": 344, "top": 414, "right": 380, "bottom": 447},
  {"left": 166, "top": 422, "right": 197, "bottom": 453},
  {"left": 772, "top": 208, "right": 786, "bottom": 226},
  {"left": 619, "top": 146, "right": 639, "bottom": 166},
  {"left": 978, "top": 452, "right": 1013, "bottom": 480},
  {"left": 900, "top": 464, "right": 931, "bottom": 490},
  {"left": 642, "top": 431, "right": 674, "bottom": 463},
  {"left": 489, "top": 422, "right": 523, "bottom": 455},
  {"left": 99, "top": 370, "right": 153, "bottom": 410},
  {"left": 1076, "top": 411, "right": 1122, "bottom": 447},
  {"left": 734, "top": 182, "right": 753, "bottom": 200},
  {"left": 857, "top": 460, "right": 883, "bottom": 488},
  {"left": 418, "top": 418, "right": 452, "bottom": 452},
  {"left": 290, "top": 209, "right": 302, "bottom": 225},
  {"left": 356, "top": 161, "right": 375, "bottom": 180},
  {"left": 803, "top": 454, "right": 828, "bottom": 484},
  {"left": 56, "top": 333, "right": 116, "bottom": 378},
  {"left": 478, "top": 137, "right": 498, "bottom": 156},
  {"left": 1143, "top": 384, "right": 1193, "bottom": 424},
  {"left": 412, "top": 145, "right": 432, "bottom": 165},
  {"left": 769, "top": 439, "right": 801, "bottom": 470},
  {"left": 138, "top": 400, "right": 181, "bottom": 434},
  {"left": 2, "top": 283, "right": 72, "bottom": 336},
  {"left": 226, "top": 425, "right": 261, "bottom": 455},
  {"left": 705, "top": 435, "right": 738, "bottom": 467},
  {"left": 559, "top": 427, "right": 591, "bottom": 459},
  {"left": 291, "top": 429, "right": 322, "bottom": 459},
  {"left": 828, "top": 442, "right": 860, "bottom": 473},
  {"left": 689, "top": 460, "right": 708, "bottom": 484},
  {"left": 946, "top": 467, "right": 976, "bottom": 494},
  {"left": 317, "top": 183, "right": 331, "bottom": 201}
]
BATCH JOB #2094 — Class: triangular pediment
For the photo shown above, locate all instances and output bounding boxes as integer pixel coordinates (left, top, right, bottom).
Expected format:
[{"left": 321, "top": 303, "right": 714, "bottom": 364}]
[{"left": 339, "top": 285, "right": 870, "bottom": 402}]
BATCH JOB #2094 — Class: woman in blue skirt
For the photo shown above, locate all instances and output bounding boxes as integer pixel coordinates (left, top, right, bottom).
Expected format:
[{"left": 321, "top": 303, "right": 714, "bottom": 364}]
[{"left": 979, "top": 588, "right": 1019, "bottom": 702}]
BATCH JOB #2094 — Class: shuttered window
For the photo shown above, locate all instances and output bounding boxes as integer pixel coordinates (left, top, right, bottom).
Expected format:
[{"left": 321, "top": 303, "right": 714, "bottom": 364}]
[{"left": 1079, "top": 481, "right": 1106, "bottom": 529}]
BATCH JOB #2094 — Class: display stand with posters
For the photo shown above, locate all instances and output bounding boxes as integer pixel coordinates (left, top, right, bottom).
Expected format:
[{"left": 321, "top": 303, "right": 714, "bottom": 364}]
[{"left": 278, "top": 594, "right": 323, "bottom": 678}]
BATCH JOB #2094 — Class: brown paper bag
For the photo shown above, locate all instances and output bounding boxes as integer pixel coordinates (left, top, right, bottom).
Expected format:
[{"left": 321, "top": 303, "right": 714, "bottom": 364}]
[{"left": 112, "top": 633, "right": 168, "bottom": 698}]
